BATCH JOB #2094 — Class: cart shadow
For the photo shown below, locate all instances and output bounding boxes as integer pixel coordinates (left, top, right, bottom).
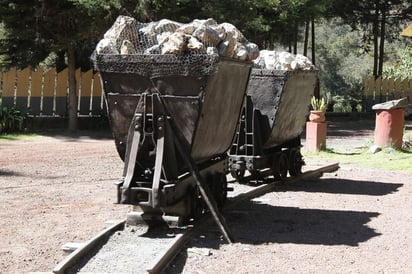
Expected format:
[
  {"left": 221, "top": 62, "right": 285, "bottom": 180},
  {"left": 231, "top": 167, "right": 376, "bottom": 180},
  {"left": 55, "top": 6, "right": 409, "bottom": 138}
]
[
  {"left": 0, "top": 169, "right": 24, "bottom": 177},
  {"left": 168, "top": 203, "right": 381, "bottom": 273},
  {"left": 226, "top": 202, "right": 381, "bottom": 246},
  {"left": 231, "top": 175, "right": 403, "bottom": 196},
  {"left": 280, "top": 178, "right": 403, "bottom": 196},
  {"left": 223, "top": 202, "right": 379, "bottom": 247}
]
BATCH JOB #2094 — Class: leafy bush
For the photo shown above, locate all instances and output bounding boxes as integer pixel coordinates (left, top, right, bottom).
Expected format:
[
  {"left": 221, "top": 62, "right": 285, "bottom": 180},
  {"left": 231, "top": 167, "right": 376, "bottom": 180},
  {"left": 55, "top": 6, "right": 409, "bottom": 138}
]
[
  {"left": 0, "top": 105, "right": 27, "bottom": 134},
  {"left": 383, "top": 47, "right": 412, "bottom": 79},
  {"left": 331, "top": 95, "right": 362, "bottom": 113}
]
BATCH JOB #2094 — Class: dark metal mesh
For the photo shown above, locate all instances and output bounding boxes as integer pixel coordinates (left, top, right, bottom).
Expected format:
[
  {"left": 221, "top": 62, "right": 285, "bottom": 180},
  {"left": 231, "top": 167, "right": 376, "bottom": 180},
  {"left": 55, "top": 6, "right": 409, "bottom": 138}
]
[
  {"left": 92, "top": 17, "right": 256, "bottom": 77},
  {"left": 92, "top": 53, "right": 220, "bottom": 78}
]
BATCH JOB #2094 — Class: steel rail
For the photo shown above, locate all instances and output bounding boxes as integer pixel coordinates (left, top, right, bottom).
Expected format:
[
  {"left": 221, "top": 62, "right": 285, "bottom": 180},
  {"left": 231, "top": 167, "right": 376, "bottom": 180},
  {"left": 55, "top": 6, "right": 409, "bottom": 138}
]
[
  {"left": 226, "top": 162, "right": 340, "bottom": 210},
  {"left": 52, "top": 220, "right": 125, "bottom": 274}
]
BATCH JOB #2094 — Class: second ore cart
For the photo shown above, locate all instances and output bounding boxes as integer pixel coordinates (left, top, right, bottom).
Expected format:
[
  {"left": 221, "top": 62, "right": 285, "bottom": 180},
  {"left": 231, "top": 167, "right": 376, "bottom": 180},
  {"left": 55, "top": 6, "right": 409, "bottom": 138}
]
[{"left": 229, "top": 68, "right": 318, "bottom": 180}]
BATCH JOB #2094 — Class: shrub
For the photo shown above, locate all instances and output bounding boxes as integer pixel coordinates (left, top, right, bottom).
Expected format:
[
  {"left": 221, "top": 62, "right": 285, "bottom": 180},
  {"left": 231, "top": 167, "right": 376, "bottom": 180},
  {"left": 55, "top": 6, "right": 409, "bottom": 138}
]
[
  {"left": 331, "top": 95, "right": 362, "bottom": 113},
  {"left": 0, "top": 105, "right": 27, "bottom": 134}
]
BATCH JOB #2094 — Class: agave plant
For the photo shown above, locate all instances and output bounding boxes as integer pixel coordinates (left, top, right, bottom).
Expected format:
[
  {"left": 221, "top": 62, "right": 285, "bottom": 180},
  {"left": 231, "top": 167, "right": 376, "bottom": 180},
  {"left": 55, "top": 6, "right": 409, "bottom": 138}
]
[{"left": 310, "top": 96, "right": 327, "bottom": 112}]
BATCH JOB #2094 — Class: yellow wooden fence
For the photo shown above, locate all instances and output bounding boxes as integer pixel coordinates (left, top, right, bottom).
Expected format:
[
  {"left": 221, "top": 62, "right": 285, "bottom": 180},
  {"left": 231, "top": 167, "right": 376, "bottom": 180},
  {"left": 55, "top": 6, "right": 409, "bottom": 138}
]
[
  {"left": 0, "top": 67, "right": 104, "bottom": 116},
  {"left": 363, "top": 76, "right": 412, "bottom": 102},
  {"left": 2, "top": 69, "right": 411, "bottom": 115}
]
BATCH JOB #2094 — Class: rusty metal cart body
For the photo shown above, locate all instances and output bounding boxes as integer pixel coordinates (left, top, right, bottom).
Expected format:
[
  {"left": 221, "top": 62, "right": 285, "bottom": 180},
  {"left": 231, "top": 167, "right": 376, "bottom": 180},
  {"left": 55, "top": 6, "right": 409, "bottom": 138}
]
[
  {"left": 93, "top": 53, "right": 251, "bottom": 222},
  {"left": 228, "top": 69, "right": 317, "bottom": 180}
]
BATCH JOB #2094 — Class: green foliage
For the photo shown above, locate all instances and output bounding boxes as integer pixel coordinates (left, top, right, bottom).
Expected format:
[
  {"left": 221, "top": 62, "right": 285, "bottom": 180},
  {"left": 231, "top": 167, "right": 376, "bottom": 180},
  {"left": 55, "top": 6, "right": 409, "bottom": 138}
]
[
  {"left": 316, "top": 19, "right": 372, "bottom": 100},
  {"left": 330, "top": 95, "right": 362, "bottom": 112},
  {"left": 329, "top": 0, "right": 411, "bottom": 78},
  {"left": 0, "top": 0, "right": 122, "bottom": 69},
  {"left": 0, "top": 0, "right": 410, "bottom": 118},
  {"left": 310, "top": 96, "right": 327, "bottom": 111},
  {"left": 383, "top": 46, "right": 412, "bottom": 79},
  {"left": 0, "top": 105, "right": 27, "bottom": 134}
]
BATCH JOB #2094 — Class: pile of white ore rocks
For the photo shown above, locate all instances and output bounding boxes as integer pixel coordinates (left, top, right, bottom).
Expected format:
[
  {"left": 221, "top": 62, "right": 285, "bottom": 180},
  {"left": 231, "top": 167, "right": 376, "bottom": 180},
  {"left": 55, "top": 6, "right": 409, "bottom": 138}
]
[
  {"left": 96, "top": 15, "right": 314, "bottom": 70},
  {"left": 253, "top": 50, "right": 315, "bottom": 70},
  {"left": 96, "top": 15, "right": 259, "bottom": 61}
]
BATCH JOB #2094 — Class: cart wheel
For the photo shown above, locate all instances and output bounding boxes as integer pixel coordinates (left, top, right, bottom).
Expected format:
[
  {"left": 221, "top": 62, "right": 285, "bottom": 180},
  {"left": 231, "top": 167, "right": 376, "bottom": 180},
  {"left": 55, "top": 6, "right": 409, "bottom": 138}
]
[
  {"left": 211, "top": 173, "right": 228, "bottom": 209},
  {"left": 189, "top": 186, "right": 205, "bottom": 221},
  {"left": 288, "top": 148, "right": 304, "bottom": 176},
  {"left": 230, "top": 169, "right": 245, "bottom": 181},
  {"left": 271, "top": 152, "right": 288, "bottom": 180},
  {"left": 250, "top": 170, "right": 261, "bottom": 180}
]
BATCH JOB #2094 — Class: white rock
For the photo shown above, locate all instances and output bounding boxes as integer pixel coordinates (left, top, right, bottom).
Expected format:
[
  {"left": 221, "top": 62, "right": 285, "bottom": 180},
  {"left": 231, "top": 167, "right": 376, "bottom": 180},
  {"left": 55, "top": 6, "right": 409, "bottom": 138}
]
[
  {"left": 188, "top": 36, "right": 206, "bottom": 53},
  {"left": 192, "top": 24, "right": 222, "bottom": 47},
  {"left": 217, "top": 36, "right": 236, "bottom": 58},
  {"left": 218, "top": 22, "right": 246, "bottom": 43},
  {"left": 263, "top": 50, "right": 279, "bottom": 69},
  {"left": 176, "top": 24, "right": 197, "bottom": 35},
  {"left": 176, "top": 19, "right": 217, "bottom": 35},
  {"left": 161, "top": 32, "right": 188, "bottom": 54},
  {"left": 120, "top": 40, "right": 136, "bottom": 54},
  {"left": 139, "top": 21, "right": 157, "bottom": 37},
  {"left": 253, "top": 50, "right": 315, "bottom": 70},
  {"left": 193, "top": 18, "right": 218, "bottom": 26},
  {"left": 144, "top": 44, "right": 161, "bottom": 54},
  {"left": 234, "top": 44, "right": 248, "bottom": 60},
  {"left": 211, "top": 24, "right": 227, "bottom": 41},
  {"left": 279, "top": 51, "right": 294, "bottom": 64},
  {"left": 206, "top": 46, "right": 218, "bottom": 55},
  {"left": 96, "top": 38, "right": 119, "bottom": 54},
  {"left": 246, "top": 42, "right": 260, "bottom": 61},
  {"left": 155, "top": 19, "right": 181, "bottom": 33},
  {"left": 103, "top": 15, "right": 139, "bottom": 50},
  {"left": 370, "top": 145, "right": 382, "bottom": 154},
  {"left": 156, "top": 31, "right": 173, "bottom": 45},
  {"left": 187, "top": 247, "right": 211, "bottom": 256}
]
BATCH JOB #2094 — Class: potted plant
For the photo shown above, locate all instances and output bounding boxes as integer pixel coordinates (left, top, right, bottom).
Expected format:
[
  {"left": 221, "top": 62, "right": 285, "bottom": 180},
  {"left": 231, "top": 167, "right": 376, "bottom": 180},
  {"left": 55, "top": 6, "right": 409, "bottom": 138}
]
[{"left": 309, "top": 96, "right": 327, "bottom": 123}]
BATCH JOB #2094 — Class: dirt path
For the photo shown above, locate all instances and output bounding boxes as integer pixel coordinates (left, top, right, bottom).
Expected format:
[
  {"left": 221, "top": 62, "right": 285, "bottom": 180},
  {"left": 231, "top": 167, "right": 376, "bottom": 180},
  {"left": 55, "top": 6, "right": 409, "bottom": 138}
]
[
  {"left": 1, "top": 118, "right": 411, "bottom": 273},
  {"left": 0, "top": 132, "right": 131, "bottom": 273}
]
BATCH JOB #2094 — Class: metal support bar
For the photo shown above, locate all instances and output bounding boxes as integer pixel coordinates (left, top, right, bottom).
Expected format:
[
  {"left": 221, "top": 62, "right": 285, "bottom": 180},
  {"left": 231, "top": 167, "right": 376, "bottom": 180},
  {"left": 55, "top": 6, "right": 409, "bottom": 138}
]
[
  {"left": 151, "top": 115, "right": 165, "bottom": 208},
  {"left": 121, "top": 112, "right": 143, "bottom": 203},
  {"left": 156, "top": 96, "right": 234, "bottom": 243}
]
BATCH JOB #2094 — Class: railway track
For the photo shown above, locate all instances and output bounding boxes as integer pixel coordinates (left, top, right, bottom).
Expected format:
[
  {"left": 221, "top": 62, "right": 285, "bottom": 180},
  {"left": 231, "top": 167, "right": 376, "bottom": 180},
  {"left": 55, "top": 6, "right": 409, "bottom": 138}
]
[{"left": 51, "top": 163, "right": 339, "bottom": 274}]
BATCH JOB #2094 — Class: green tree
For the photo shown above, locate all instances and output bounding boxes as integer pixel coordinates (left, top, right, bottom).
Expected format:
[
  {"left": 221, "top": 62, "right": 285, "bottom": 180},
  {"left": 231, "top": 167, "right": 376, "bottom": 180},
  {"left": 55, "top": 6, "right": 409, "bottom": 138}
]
[
  {"left": 331, "top": 0, "right": 412, "bottom": 78},
  {"left": 0, "top": 0, "right": 121, "bottom": 130},
  {"left": 316, "top": 19, "right": 373, "bottom": 98},
  {"left": 384, "top": 46, "right": 412, "bottom": 79}
]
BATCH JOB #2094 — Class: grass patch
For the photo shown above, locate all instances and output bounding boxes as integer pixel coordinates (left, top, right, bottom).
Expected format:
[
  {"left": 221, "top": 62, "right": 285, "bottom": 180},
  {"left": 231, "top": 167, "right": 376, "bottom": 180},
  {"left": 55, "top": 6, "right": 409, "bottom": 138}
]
[
  {"left": 303, "top": 145, "right": 412, "bottom": 172},
  {"left": 0, "top": 133, "right": 43, "bottom": 141}
]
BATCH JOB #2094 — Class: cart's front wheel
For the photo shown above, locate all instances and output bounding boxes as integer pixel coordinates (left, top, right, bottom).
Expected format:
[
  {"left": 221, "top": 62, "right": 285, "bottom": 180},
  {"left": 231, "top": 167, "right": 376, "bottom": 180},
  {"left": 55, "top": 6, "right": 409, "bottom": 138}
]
[
  {"left": 288, "top": 148, "right": 304, "bottom": 176},
  {"left": 230, "top": 169, "right": 245, "bottom": 181},
  {"left": 271, "top": 152, "right": 288, "bottom": 180},
  {"left": 210, "top": 173, "right": 228, "bottom": 209}
]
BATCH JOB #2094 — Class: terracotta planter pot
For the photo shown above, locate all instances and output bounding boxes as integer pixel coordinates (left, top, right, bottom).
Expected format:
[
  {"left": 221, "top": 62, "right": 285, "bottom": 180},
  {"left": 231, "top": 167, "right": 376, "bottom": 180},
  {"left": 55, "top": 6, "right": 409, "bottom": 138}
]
[{"left": 309, "top": 110, "right": 326, "bottom": 123}]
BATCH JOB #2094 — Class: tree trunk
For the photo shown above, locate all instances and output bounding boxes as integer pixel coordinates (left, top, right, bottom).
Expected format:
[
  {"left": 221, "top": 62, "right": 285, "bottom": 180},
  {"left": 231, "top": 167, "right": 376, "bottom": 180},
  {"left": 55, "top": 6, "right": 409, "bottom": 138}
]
[
  {"left": 67, "top": 45, "right": 78, "bottom": 131},
  {"left": 293, "top": 21, "right": 298, "bottom": 54},
  {"left": 311, "top": 18, "right": 319, "bottom": 99},
  {"left": 303, "top": 19, "right": 309, "bottom": 57},
  {"left": 311, "top": 17, "right": 316, "bottom": 65},
  {"left": 373, "top": 1, "right": 379, "bottom": 78},
  {"left": 378, "top": 4, "right": 386, "bottom": 77}
]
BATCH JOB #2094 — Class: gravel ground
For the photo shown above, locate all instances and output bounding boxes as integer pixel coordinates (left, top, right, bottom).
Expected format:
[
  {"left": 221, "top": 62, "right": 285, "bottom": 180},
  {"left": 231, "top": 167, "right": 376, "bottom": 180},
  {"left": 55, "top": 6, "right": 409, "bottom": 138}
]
[{"left": 1, "top": 117, "right": 411, "bottom": 273}]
